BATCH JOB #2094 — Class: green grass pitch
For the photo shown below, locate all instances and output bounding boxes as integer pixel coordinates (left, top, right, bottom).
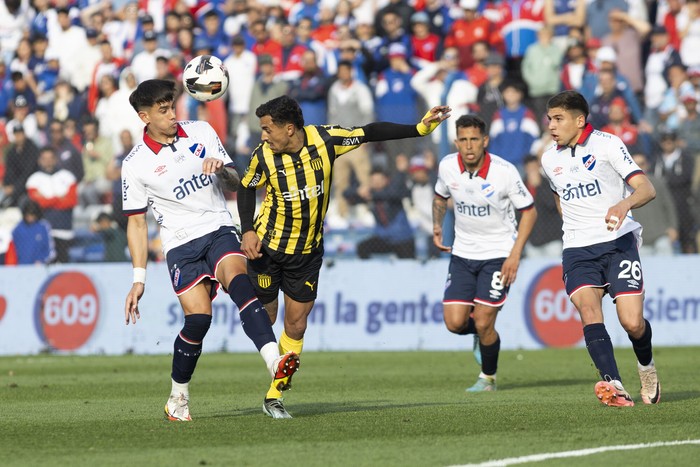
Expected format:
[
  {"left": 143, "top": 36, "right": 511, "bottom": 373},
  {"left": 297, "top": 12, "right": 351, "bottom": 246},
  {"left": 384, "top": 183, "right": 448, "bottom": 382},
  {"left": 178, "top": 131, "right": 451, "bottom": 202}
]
[{"left": 1, "top": 347, "right": 699, "bottom": 466}]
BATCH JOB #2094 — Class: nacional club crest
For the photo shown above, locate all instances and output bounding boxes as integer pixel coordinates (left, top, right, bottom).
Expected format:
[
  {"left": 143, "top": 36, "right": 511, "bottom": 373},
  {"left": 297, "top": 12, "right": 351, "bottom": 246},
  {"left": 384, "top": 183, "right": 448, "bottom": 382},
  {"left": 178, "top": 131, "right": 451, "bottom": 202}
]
[
  {"left": 582, "top": 154, "right": 596, "bottom": 171},
  {"left": 189, "top": 143, "right": 206, "bottom": 159}
]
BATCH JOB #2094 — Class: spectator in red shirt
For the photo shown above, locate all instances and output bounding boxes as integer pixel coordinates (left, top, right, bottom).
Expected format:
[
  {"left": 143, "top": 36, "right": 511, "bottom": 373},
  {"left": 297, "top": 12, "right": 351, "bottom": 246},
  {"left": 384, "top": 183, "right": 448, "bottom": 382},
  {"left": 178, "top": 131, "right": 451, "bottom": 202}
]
[
  {"left": 410, "top": 11, "right": 442, "bottom": 67},
  {"left": 445, "top": 0, "right": 498, "bottom": 69}
]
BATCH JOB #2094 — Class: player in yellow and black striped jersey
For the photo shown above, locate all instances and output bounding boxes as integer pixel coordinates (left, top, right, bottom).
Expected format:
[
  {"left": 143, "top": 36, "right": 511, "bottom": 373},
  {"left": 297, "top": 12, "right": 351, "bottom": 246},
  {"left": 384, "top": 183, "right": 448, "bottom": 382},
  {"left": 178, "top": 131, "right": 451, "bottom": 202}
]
[{"left": 237, "top": 95, "right": 450, "bottom": 408}]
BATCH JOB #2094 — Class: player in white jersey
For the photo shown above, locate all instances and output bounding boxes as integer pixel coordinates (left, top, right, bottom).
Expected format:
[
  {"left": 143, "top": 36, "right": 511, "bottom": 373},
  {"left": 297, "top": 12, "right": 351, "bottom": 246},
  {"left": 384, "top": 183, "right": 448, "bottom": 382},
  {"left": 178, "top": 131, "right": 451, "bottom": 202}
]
[
  {"left": 121, "top": 80, "right": 299, "bottom": 421},
  {"left": 433, "top": 114, "right": 537, "bottom": 392},
  {"left": 541, "top": 91, "right": 660, "bottom": 407}
]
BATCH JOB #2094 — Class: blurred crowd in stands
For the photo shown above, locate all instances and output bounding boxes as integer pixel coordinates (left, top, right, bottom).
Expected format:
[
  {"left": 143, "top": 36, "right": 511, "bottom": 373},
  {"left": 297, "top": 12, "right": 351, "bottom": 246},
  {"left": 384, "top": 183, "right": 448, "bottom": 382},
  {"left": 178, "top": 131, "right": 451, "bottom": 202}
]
[{"left": 1, "top": 0, "right": 699, "bottom": 265}]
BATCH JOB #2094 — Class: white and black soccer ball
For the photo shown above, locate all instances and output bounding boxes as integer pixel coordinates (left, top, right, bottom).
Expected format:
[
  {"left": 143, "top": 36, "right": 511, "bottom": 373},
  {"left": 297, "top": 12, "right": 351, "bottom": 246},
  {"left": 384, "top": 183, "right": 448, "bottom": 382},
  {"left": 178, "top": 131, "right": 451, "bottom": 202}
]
[{"left": 182, "top": 55, "right": 229, "bottom": 102}]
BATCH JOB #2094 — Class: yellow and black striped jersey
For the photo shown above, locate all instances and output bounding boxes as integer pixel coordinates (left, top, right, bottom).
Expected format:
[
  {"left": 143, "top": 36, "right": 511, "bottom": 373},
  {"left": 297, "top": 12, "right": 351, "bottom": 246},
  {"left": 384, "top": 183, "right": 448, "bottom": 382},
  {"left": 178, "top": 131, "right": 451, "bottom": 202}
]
[{"left": 240, "top": 124, "right": 367, "bottom": 254}]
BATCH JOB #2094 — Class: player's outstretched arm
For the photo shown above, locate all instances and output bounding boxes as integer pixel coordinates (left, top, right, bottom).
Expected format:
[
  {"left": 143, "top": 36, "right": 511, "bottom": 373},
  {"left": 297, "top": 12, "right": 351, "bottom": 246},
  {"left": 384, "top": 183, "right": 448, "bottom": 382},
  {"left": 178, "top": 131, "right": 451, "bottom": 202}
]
[
  {"left": 125, "top": 214, "right": 148, "bottom": 325},
  {"left": 361, "top": 105, "right": 452, "bottom": 142},
  {"left": 432, "top": 195, "right": 452, "bottom": 253}
]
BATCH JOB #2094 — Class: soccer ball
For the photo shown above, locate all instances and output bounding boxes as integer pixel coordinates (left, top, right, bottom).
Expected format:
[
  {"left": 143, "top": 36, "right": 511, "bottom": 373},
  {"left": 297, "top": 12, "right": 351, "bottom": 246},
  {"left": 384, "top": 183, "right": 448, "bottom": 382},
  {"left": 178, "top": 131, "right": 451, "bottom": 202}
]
[{"left": 182, "top": 55, "right": 229, "bottom": 102}]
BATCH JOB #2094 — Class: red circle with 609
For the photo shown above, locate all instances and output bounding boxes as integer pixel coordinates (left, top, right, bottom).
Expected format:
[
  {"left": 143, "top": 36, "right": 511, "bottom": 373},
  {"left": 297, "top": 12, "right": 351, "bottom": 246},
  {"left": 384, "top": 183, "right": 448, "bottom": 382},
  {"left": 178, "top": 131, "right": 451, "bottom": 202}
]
[
  {"left": 525, "top": 265, "right": 583, "bottom": 347},
  {"left": 34, "top": 272, "right": 100, "bottom": 351}
]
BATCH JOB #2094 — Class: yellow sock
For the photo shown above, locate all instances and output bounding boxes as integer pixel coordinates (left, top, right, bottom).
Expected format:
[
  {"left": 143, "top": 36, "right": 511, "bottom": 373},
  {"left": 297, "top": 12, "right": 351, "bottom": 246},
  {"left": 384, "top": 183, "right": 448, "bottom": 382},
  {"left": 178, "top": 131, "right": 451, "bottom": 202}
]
[
  {"left": 266, "top": 331, "right": 304, "bottom": 400},
  {"left": 279, "top": 330, "right": 304, "bottom": 355}
]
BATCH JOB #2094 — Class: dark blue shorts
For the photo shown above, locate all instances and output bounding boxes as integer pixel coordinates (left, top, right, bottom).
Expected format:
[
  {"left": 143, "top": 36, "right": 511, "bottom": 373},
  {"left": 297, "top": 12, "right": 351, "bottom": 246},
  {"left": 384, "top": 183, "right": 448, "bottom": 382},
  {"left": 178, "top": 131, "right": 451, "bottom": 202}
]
[
  {"left": 443, "top": 256, "right": 509, "bottom": 307},
  {"left": 165, "top": 226, "right": 245, "bottom": 299},
  {"left": 562, "top": 231, "right": 644, "bottom": 301}
]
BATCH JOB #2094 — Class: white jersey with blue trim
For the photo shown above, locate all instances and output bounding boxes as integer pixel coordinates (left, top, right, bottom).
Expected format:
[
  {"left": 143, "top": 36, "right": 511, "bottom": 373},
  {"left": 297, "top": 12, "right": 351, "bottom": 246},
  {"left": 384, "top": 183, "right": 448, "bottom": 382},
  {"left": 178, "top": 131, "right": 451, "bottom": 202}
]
[
  {"left": 541, "top": 124, "right": 643, "bottom": 249},
  {"left": 435, "top": 152, "right": 534, "bottom": 260},
  {"left": 121, "top": 120, "right": 234, "bottom": 256}
]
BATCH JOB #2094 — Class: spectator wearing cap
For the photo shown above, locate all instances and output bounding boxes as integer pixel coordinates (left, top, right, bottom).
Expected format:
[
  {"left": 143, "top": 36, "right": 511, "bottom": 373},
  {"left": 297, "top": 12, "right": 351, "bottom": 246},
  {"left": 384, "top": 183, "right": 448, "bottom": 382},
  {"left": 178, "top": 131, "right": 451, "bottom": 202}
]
[
  {"left": 409, "top": 11, "right": 442, "bottom": 67},
  {"left": 586, "top": 0, "right": 628, "bottom": 38},
  {"left": 560, "top": 40, "right": 593, "bottom": 92},
  {"left": 488, "top": 80, "right": 541, "bottom": 168},
  {"left": 46, "top": 5, "right": 89, "bottom": 91},
  {"left": 25, "top": 146, "right": 78, "bottom": 263},
  {"left": 580, "top": 46, "right": 644, "bottom": 124},
  {"left": 652, "top": 129, "right": 697, "bottom": 253},
  {"left": 326, "top": 59, "right": 375, "bottom": 221},
  {"left": 10, "top": 71, "right": 37, "bottom": 111},
  {"left": 602, "top": 8, "right": 651, "bottom": 95},
  {"left": 477, "top": 52, "right": 506, "bottom": 126},
  {"left": 11, "top": 199, "right": 55, "bottom": 264},
  {"left": 2, "top": 125, "right": 40, "bottom": 207},
  {"left": 543, "top": 0, "right": 586, "bottom": 53},
  {"left": 224, "top": 34, "right": 257, "bottom": 153},
  {"left": 130, "top": 30, "right": 162, "bottom": 83},
  {"left": 521, "top": 25, "right": 563, "bottom": 130},
  {"left": 375, "top": 42, "right": 420, "bottom": 171},
  {"left": 444, "top": 0, "right": 497, "bottom": 70},
  {"left": 131, "top": 14, "right": 169, "bottom": 57},
  {"left": 423, "top": 0, "right": 455, "bottom": 38},
  {"left": 644, "top": 24, "right": 684, "bottom": 124},
  {"left": 5, "top": 95, "right": 39, "bottom": 144}
]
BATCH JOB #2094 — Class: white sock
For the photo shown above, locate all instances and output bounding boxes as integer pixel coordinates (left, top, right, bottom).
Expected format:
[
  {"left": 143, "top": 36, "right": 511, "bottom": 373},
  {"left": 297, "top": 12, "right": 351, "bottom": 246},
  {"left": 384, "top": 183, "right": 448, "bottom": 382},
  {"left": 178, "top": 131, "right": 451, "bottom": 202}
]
[
  {"left": 638, "top": 359, "right": 655, "bottom": 370},
  {"left": 479, "top": 372, "right": 496, "bottom": 381},
  {"left": 260, "top": 342, "right": 280, "bottom": 377},
  {"left": 171, "top": 379, "right": 189, "bottom": 397}
]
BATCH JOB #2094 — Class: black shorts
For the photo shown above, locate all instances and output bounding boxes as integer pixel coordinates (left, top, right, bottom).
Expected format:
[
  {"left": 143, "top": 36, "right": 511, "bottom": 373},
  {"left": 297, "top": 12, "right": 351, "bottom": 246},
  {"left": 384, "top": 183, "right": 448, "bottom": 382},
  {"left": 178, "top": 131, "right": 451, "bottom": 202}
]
[
  {"left": 562, "top": 231, "right": 644, "bottom": 301},
  {"left": 166, "top": 226, "right": 245, "bottom": 300},
  {"left": 247, "top": 244, "right": 324, "bottom": 304}
]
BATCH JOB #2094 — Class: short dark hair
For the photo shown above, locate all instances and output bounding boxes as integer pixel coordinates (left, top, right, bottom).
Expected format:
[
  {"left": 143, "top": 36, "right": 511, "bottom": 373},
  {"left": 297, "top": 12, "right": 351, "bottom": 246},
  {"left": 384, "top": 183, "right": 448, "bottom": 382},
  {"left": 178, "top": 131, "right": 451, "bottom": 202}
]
[
  {"left": 129, "top": 79, "right": 176, "bottom": 112},
  {"left": 20, "top": 199, "right": 43, "bottom": 219},
  {"left": 337, "top": 60, "right": 353, "bottom": 69},
  {"left": 523, "top": 154, "right": 539, "bottom": 165},
  {"left": 255, "top": 95, "right": 304, "bottom": 129},
  {"left": 547, "top": 91, "right": 589, "bottom": 119},
  {"left": 455, "top": 114, "right": 487, "bottom": 135}
]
